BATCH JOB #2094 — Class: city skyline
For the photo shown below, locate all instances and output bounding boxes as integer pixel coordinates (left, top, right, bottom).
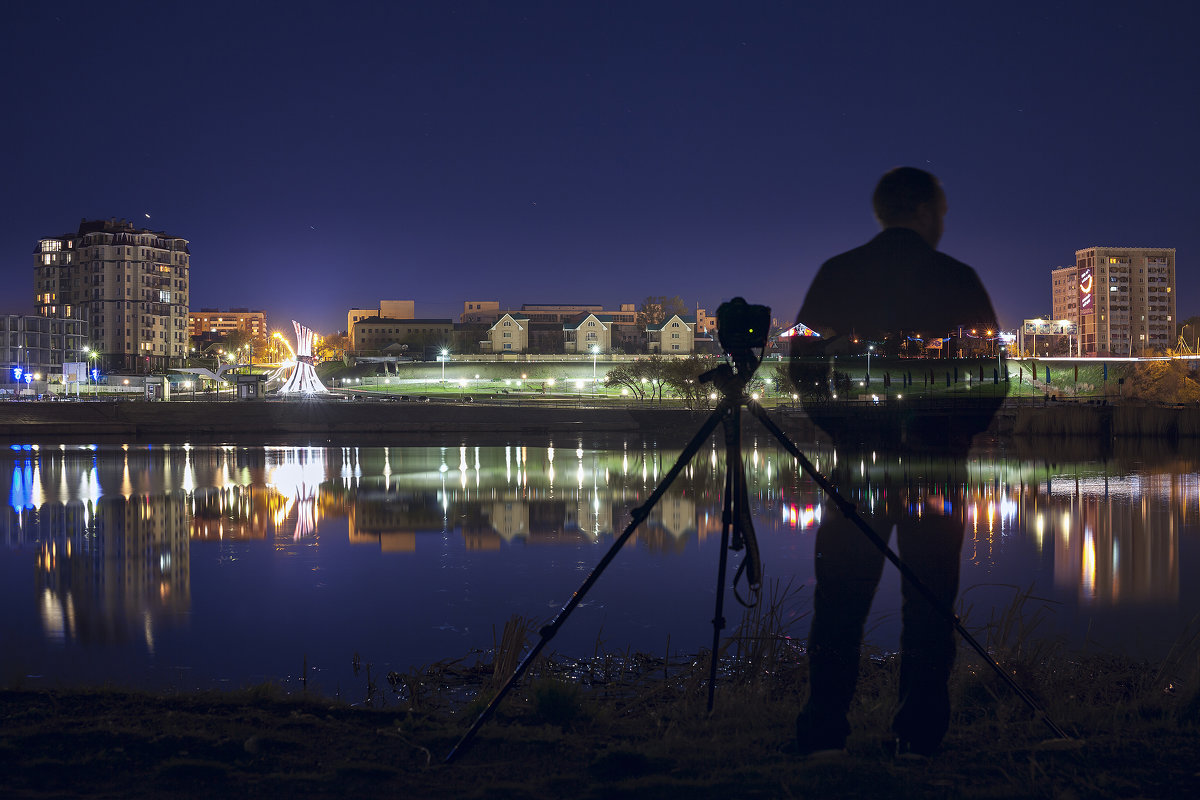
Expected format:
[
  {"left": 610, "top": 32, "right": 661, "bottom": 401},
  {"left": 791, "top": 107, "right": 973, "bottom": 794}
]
[{"left": 4, "top": 2, "right": 1196, "bottom": 336}]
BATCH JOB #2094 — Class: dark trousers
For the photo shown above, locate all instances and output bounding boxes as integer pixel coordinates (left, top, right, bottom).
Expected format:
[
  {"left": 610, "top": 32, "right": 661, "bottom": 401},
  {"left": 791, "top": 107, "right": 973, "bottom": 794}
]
[{"left": 802, "top": 474, "right": 965, "bottom": 749}]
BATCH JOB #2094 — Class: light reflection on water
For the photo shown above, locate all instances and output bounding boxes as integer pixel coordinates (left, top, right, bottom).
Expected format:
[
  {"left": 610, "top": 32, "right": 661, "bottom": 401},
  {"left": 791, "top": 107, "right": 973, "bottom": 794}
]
[{"left": 2, "top": 438, "right": 1199, "bottom": 694}]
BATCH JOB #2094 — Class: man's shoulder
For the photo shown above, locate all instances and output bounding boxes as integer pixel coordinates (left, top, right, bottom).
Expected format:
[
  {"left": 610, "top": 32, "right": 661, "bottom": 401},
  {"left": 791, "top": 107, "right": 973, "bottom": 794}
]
[
  {"left": 932, "top": 249, "right": 976, "bottom": 274},
  {"left": 819, "top": 228, "right": 942, "bottom": 266}
]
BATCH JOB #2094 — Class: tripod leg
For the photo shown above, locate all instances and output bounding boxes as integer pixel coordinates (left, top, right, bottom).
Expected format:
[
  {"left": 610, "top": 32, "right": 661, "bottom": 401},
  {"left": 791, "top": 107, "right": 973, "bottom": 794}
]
[
  {"left": 445, "top": 399, "right": 733, "bottom": 763},
  {"left": 744, "top": 400, "right": 1069, "bottom": 741},
  {"left": 707, "top": 404, "right": 745, "bottom": 711}
]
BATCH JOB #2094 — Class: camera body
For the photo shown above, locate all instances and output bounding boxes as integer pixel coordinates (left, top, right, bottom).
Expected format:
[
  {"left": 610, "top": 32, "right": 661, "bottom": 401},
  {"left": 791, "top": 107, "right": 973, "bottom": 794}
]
[{"left": 717, "top": 297, "right": 771, "bottom": 355}]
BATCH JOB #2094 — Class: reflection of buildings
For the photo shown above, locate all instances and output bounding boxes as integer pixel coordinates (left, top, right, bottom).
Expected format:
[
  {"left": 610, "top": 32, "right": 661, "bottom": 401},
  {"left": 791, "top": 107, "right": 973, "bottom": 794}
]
[
  {"left": 1046, "top": 475, "right": 1180, "bottom": 604},
  {"left": 190, "top": 485, "right": 274, "bottom": 540},
  {"left": 768, "top": 446, "right": 1191, "bottom": 608},
  {"left": 7, "top": 441, "right": 1195, "bottom": 620},
  {"left": 486, "top": 500, "right": 529, "bottom": 543},
  {"left": 347, "top": 491, "right": 446, "bottom": 552},
  {"left": 37, "top": 493, "right": 190, "bottom": 647},
  {"left": 566, "top": 492, "right": 615, "bottom": 542},
  {"left": 635, "top": 495, "right": 697, "bottom": 554}
]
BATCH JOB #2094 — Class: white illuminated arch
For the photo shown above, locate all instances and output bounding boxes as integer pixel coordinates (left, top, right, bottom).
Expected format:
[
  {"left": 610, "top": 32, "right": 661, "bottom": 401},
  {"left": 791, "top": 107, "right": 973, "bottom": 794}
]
[{"left": 279, "top": 320, "right": 328, "bottom": 395}]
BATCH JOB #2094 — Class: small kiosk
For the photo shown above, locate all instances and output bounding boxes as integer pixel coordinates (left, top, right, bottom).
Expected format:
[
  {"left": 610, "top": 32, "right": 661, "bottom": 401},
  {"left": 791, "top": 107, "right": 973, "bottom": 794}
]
[
  {"left": 236, "top": 373, "right": 268, "bottom": 400},
  {"left": 144, "top": 375, "right": 170, "bottom": 401}
]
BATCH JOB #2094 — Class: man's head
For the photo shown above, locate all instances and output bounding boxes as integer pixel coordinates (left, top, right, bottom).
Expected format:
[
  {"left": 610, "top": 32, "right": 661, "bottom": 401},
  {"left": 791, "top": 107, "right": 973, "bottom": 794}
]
[{"left": 872, "top": 167, "right": 947, "bottom": 247}]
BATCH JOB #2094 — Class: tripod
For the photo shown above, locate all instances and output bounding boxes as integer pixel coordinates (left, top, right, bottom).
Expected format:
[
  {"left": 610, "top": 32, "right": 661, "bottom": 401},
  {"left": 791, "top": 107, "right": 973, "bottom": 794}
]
[{"left": 446, "top": 350, "right": 1067, "bottom": 763}]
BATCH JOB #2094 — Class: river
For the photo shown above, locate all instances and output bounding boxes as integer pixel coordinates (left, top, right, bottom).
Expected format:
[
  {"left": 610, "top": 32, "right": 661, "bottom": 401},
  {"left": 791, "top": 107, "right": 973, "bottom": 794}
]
[{"left": 3, "top": 434, "right": 1198, "bottom": 696}]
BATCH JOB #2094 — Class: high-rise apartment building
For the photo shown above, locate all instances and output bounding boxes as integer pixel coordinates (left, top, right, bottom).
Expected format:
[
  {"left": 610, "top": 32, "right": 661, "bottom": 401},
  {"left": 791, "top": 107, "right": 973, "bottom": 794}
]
[
  {"left": 35, "top": 218, "right": 190, "bottom": 371},
  {"left": 1050, "top": 246, "right": 1175, "bottom": 356}
]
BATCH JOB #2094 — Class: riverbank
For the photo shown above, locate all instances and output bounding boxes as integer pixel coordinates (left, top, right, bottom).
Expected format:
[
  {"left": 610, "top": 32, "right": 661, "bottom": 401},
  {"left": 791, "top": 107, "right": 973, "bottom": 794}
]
[
  {"left": 3, "top": 396, "right": 1199, "bottom": 444},
  {"left": 3, "top": 638, "right": 1198, "bottom": 799},
  {"left": 0, "top": 399, "right": 710, "bottom": 442}
]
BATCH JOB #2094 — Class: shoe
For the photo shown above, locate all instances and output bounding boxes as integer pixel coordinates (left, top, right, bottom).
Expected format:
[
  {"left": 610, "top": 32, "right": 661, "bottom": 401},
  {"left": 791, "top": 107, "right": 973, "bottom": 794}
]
[
  {"left": 792, "top": 711, "right": 848, "bottom": 757},
  {"left": 778, "top": 738, "right": 847, "bottom": 759},
  {"left": 893, "top": 737, "right": 937, "bottom": 761}
]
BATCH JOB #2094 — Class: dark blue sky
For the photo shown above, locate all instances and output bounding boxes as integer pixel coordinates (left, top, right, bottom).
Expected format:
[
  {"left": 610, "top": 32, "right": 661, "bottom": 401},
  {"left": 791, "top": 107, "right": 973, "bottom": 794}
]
[{"left": 4, "top": 1, "right": 1196, "bottom": 335}]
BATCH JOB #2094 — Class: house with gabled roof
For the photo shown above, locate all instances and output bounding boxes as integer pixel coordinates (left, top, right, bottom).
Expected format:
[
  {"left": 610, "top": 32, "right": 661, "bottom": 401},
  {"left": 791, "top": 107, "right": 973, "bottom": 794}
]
[
  {"left": 563, "top": 313, "right": 613, "bottom": 353},
  {"left": 485, "top": 313, "right": 530, "bottom": 353},
  {"left": 647, "top": 314, "right": 697, "bottom": 354}
]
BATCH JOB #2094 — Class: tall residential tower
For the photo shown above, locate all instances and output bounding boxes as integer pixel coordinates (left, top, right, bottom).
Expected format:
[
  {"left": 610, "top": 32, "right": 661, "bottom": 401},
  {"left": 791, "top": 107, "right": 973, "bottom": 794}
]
[
  {"left": 1051, "top": 246, "right": 1175, "bottom": 357},
  {"left": 35, "top": 218, "right": 190, "bottom": 371}
]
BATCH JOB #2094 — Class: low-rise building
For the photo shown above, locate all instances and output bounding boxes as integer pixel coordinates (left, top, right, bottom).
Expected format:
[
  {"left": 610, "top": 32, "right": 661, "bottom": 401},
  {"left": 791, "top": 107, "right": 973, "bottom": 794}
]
[
  {"left": 485, "top": 313, "right": 530, "bottom": 353},
  {"left": 189, "top": 308, "right": 266, "bottom": 339},
  {"left": 348, "top": 301, "right": 414, "bottom": 336},
  {"left": 351, "top": 317, "right": 453, "bottom": 354},
  {"left": 564, "top": 314, "right": 613, "bottom": 353},
  {"left": 462, "top": 301, "right": 501, "bottom": 324},
  {"left": 2, "top": 308, "right": 89, "bottom": 391},
  {"left": 647, "top": 314, "right": 697, "bottom": 354}
]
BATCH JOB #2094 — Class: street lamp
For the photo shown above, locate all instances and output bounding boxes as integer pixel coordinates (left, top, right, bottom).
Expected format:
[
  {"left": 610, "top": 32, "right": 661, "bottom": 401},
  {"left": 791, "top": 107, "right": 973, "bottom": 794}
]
[
  {"left": 15, "top": 344, "right": 25, "bottom": 398},
  {"left": 590, "top": 344, "right": 599, "bottom": 393},
  {"left": 866, "top": 344, "right": 874, "bottom": 384},
  {"left": 440, "top": 348, "right": 448, "bottom": 383}
]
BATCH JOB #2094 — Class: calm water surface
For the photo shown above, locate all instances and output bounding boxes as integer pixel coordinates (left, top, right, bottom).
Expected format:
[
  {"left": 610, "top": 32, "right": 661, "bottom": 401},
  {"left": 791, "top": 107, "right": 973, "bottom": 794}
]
[{"left": 3, "top": 436, "right": 1199, "bottom": 696}]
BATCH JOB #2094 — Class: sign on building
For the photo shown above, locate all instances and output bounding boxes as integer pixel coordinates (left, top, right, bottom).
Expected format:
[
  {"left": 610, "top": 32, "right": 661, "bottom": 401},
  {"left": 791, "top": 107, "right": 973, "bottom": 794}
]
[{"left": 1078, "top": 266, "right": 1094, "bottom": 316}]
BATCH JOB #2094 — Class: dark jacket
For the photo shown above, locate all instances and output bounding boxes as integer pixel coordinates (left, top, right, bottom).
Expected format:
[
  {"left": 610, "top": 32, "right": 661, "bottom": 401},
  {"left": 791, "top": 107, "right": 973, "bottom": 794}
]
[{"left": 790, "top": 227, "right": 1005, "bottom": 451}]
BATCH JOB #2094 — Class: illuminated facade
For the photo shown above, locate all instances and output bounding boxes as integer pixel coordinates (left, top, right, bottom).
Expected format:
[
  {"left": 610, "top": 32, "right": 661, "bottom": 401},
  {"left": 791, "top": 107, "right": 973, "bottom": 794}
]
[
  {"left": 188, "top": 308, "right": 266, "bottom": 340},
  {"left": 563, "top": 313, "right": 614, "bottom": 353},
  {"left": 647, "top": 314, "right": 697, "bottom": 354},
  {"left": 485, "top": 313, "right": 530, "bottom": 353},
  {"left": 350, "top": 317, "right": 453, "bottom": 353},
  {"left": 1051, "top": 247, "right": 1176, "bottom": 356},
  {"left": 461, "top": 301, "right": 501, "bottom": 324},
  {"left": 35, "top": 218, "right": 190, "bottom": 372},
  {"left": 461, "top": 303, "right": 648, "bottom": 352},
  {"left": 347, "top": 300, "right": 415, "bottom": 340}
]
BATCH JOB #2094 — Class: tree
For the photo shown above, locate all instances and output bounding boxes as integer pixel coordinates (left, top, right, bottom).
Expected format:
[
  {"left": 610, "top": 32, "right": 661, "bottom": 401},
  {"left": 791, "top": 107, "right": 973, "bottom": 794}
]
[
  {"left": 315, "top": 332, "right": 351, "bottom": 362},
  {"left": 770, "top": 363, "right": 803, "bottom": 398},
  {"left": 606, "top": 365, "right": 649, "bottom": 400},
  {"left": 661, "top": 356, "right": 713, "bottom": 409},
  {"left": 637, "top": 295, "right": 689, "bottom": 327},
  {"left": 1125, "top": 359, "right": 1200, "bottom": 404},
  {"left": 606, "top": 356, "right": 673, "bottom": 401}
]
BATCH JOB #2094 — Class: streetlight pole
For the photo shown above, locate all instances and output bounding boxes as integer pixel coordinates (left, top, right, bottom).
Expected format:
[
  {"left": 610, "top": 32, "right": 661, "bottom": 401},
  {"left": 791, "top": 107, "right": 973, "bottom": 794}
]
[
  {"left": 866, "top": 344, "right": 874, "bottom": 384},
  {"left": 590, "top": 345, "right": 598, "bottom": 394},
  {"left": 441, "top": 348, "right": 448, "bottom": 384}
]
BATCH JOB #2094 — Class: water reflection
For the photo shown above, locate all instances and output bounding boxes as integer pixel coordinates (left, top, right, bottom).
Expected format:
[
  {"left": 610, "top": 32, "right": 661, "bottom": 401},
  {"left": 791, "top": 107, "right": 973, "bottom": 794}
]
[
  {"left": 1, "top": 438, "right": 1198, "bottom": 686},
  {"left": 5, "top": 446, "right": 190, "bottom": 649}
]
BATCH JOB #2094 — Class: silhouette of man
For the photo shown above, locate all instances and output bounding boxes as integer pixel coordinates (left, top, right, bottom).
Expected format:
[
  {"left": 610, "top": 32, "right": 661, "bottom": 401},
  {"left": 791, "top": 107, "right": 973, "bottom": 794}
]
[{"left": 789, "top": 167, "right": 1005, "bottom": 757}]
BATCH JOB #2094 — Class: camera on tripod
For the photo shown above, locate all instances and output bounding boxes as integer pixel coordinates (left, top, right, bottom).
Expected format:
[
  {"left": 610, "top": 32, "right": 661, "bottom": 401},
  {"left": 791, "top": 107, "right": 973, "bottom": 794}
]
[{"left": 717, "top": 297, "right": 771, "bottom": 357}]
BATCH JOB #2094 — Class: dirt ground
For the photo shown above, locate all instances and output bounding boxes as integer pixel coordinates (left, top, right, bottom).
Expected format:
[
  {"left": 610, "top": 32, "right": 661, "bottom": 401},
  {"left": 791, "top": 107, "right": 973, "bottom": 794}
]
[{"left": 3, "top": 671, "right": 1199, "bottom": 800}]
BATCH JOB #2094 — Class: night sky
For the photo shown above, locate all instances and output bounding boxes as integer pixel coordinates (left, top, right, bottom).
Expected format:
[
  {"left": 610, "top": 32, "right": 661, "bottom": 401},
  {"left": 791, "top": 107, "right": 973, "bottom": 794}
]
[{"left": 3, "top": 1, "right": 1196, "bottom": 336}]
